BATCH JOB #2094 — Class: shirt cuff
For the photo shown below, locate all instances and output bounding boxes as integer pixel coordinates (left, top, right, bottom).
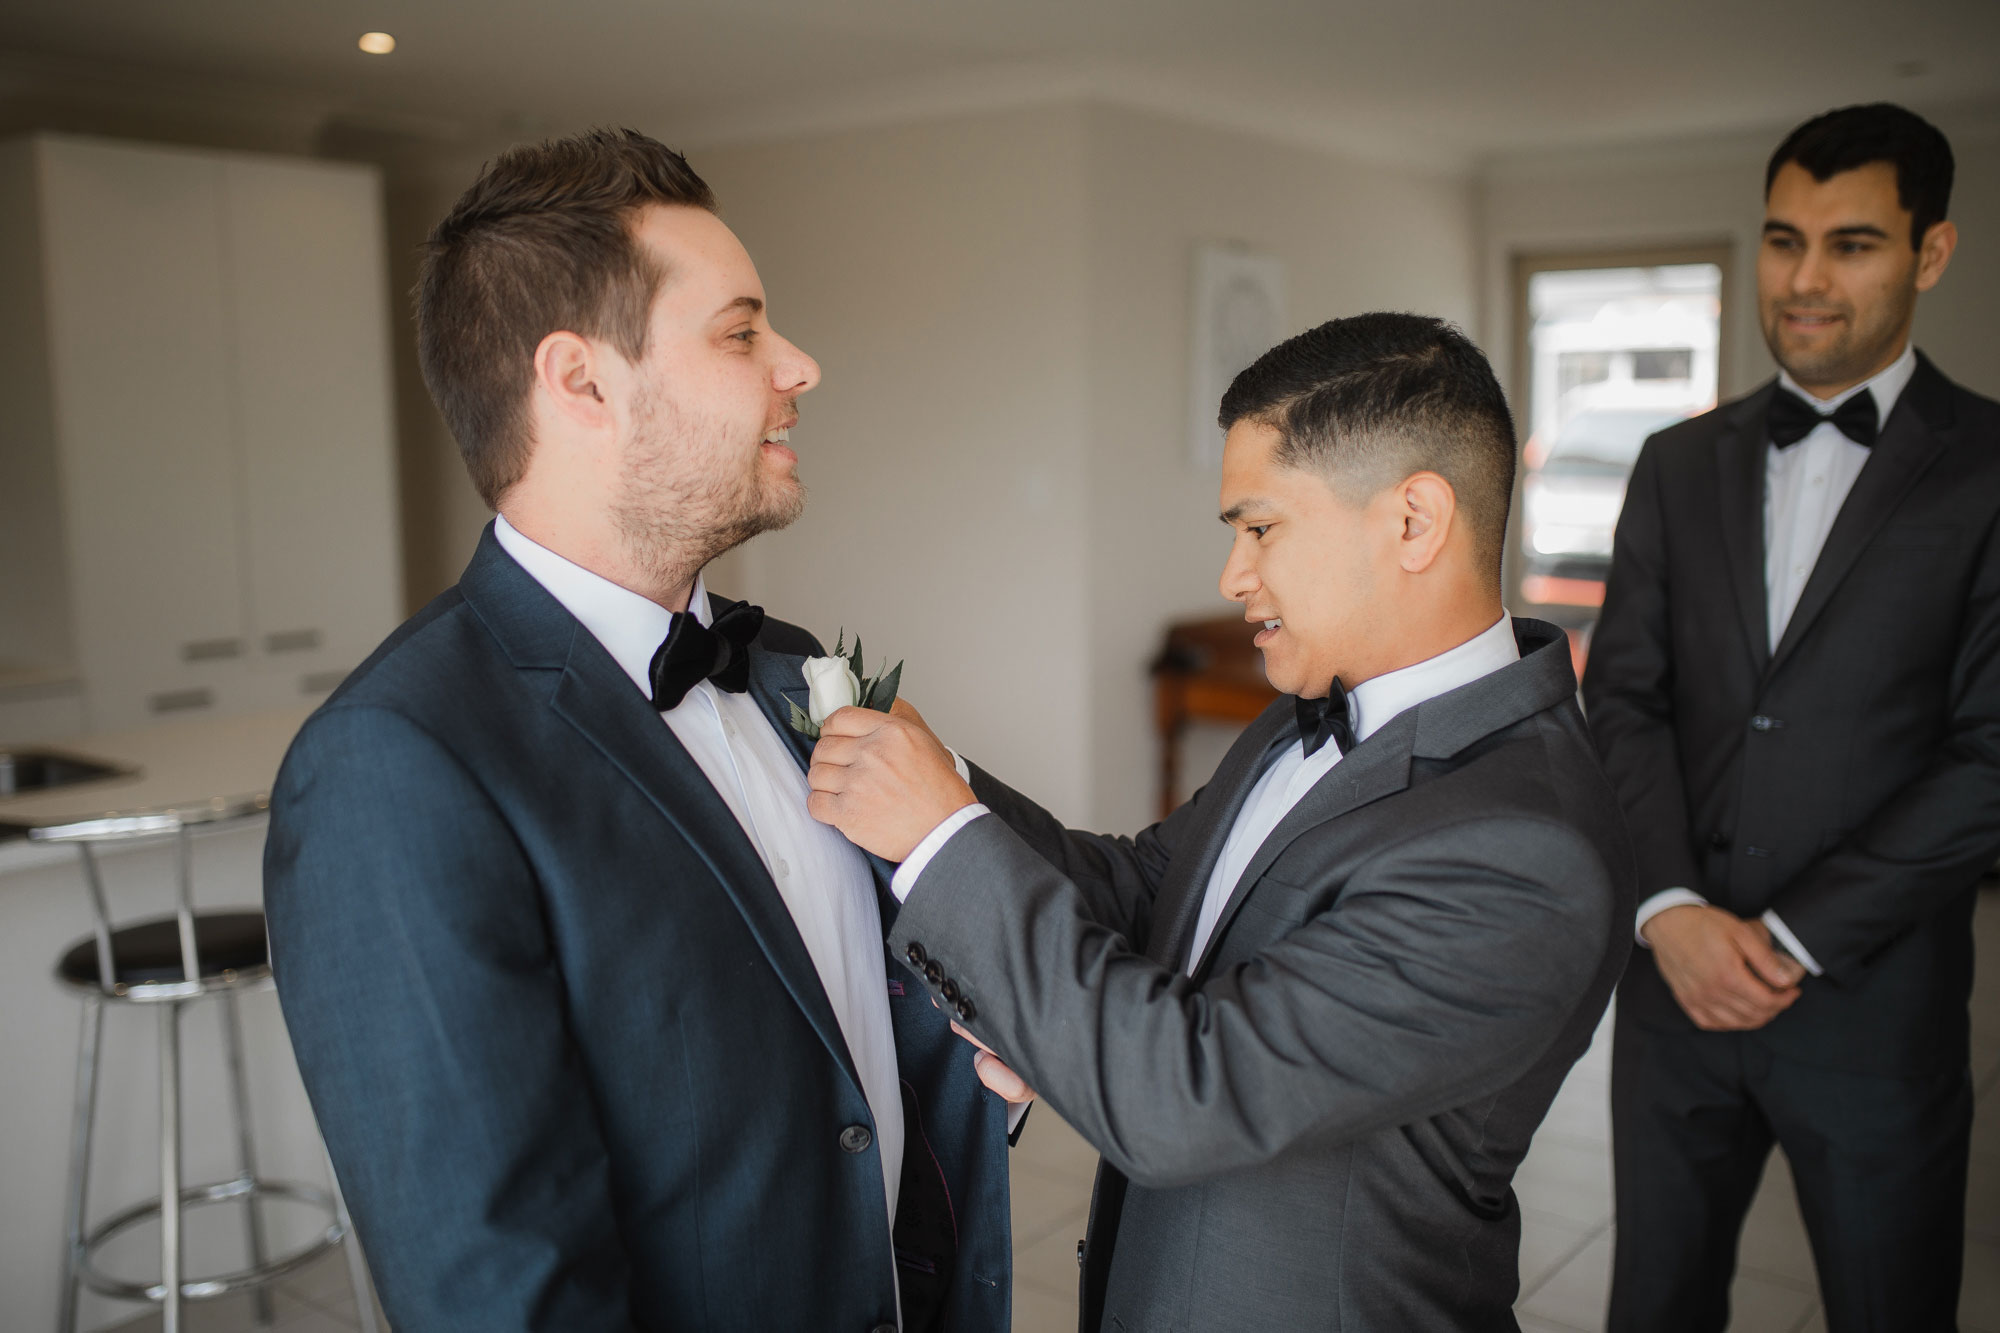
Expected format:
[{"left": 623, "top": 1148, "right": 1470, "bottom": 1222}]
[
  {"left": 1635, "top": 887, "right": 1709, "bottom": 947},
  {"left": 1006, "top": 1099, "right": 1031, "bottom": 1135},
  {"left": 889, "top": 803, "right": 990, "bottom": 903},
  {"left": 1760, "top": 910, "right": 1824, "bottom": 977}
]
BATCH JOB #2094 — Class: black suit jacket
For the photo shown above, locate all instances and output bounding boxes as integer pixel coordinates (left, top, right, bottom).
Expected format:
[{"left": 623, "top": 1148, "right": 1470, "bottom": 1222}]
[
  {"left": 1583, "top": 352, "right": 2000, "bottom": 1074},
  {"left": 887, "top": 621, "right": 1634, "bottom": 1331},
  {"left": 264, "top": 527, "right": 1012, "bottom": 1332}
]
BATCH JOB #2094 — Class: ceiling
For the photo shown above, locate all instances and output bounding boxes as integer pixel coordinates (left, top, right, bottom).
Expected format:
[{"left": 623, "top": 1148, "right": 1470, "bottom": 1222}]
[{"left": 3, "top": 0, "right": 1996, "bottom": 169}]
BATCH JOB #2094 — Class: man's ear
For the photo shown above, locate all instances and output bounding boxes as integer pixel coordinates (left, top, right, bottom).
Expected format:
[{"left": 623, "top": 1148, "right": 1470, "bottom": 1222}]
[
  {"left": 533, "top": 330, "right": 615, "bottom": 432},
  {"left": 1396, "top": 472, "right": 1457, "bottom": 575},
  {"left": 1915, "top": 219, "right": 1957, "bottom": 293}
]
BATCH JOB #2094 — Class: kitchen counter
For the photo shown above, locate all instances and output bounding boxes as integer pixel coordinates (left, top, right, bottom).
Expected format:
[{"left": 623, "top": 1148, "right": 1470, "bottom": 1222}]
[
  {"left": 0, "top": 705, "right": 314, "bottom": 873},
  {"left": 0, "top": 704, "right": 332, "bottom": 1330}
]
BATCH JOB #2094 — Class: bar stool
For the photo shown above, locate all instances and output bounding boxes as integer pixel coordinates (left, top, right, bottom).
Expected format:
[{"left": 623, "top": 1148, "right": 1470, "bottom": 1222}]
[{"left": 39, "top": 801, "right": 377, "bottom": 1333}]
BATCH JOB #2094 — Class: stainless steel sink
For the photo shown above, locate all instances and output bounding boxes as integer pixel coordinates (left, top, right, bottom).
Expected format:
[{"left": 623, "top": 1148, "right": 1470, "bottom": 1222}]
[{"left": 0, "top": 748, "right": 136, "bottom": 797}]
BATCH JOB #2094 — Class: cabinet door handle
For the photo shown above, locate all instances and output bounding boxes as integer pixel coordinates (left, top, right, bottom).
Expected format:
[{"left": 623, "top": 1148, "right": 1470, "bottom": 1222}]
[
  {"left": 149, "top": 688, "right": 215, "bottom": 714},
  {"left": 181, "top": 638, "right": 243, "bottom": 662},
  {"left": 265, "top": 629, "right": 323, "bottom": 654}
]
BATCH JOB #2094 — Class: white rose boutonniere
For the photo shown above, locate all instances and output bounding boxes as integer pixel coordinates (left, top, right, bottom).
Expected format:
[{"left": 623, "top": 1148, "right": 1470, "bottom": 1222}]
[{"left": 790, "top": 631, "right": 903, "bottom": 740}]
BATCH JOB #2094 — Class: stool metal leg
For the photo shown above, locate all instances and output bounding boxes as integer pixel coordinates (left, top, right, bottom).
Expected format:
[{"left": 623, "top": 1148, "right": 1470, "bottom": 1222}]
[
  {"left": 159, "top": 1000, "right": 182, "bottom": 1333},
  {"left": 219, "top": 989, "right": 275, "bottom": 1325},
  {"left": 56, "top": 994, "right": 102, "bottom": 1333}
]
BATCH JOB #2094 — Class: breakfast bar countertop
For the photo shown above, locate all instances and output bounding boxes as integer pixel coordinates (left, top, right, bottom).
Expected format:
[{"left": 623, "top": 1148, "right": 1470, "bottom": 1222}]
[{"left": 0, "top": 706, "right": 315, "bottom": 874}]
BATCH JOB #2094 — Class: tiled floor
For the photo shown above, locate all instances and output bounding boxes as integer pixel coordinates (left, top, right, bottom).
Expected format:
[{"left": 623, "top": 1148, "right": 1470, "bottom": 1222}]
[
  {"left": 1007, "top": 884, "right": 2000, "bottom": 1332},
  {"left": 104, "top": 887, "right": 1999, "bottom": 1332}
]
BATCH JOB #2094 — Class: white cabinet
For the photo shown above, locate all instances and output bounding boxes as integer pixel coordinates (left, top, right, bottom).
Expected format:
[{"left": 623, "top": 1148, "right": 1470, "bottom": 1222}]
[{"left": 1, "top": 134, "right": 401, "bottom": 732}]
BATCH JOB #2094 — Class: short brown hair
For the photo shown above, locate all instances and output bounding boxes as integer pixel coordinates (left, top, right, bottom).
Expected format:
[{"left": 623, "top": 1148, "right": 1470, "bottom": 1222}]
[{"left": 415, "top": 127, "right": 717, "bottom": 507}]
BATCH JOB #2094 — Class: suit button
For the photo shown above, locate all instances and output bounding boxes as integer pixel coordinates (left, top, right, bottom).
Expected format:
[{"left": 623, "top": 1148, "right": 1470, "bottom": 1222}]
[
  {"left": 956, "top": 997, "right": 977, "bottom": 1023},
  {"left": 1077, "top": 1239, "right": 1086, "bottom": 1267},
  {"left": 906, "top": 941, "right": 927, "bottom": 967},
  {"left": 941, "top": 978, "right": 960, "bottom": 1004},
  {"left": 871, "top": 1324, "right": 898, "bottom": 1333},
  {"left": 1709, "top": 833, "right": 1731, "bottom": 852},
  {"left": 840, "top": 1124, "right": 873, "bottom": 1154},
  {"left": 925, "top": 961, "right": 945, "bottom": 986},
  {"left": 1750, "top": 715, "right": 1783, "bottom": 731}
]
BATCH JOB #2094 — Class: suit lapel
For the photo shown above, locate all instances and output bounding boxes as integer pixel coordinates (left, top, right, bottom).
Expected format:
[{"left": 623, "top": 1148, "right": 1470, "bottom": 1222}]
[
  {"left": 1146, "top": 704, "right": 1295, "bottom": 967},
  {"left": 1714, "top": 386, "right": 1775, "bottom": 676},
  {"left": 1185, "top": 714, "right": 1417, "bottom": 977},
  {"left": 460, "top": 550, "right": 864, "bottom": 1093},
  {"left": 1179, "top": 619, "right": 1578, "bottom": 978},
  {"left": 745, "top": 637, "right": 815, "bottom": 773},
  {"left": 1766, "top": 356, "right": 1955, "bottom": 679},
  {"left": 745, "top": 634, "right": 903, "bottom": 910}
]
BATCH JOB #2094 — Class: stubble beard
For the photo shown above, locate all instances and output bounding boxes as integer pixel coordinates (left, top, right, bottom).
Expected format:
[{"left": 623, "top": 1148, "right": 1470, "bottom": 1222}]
[
  {"left": 1763, "top": 283, "right": 1916, "bottom": 393},
  {"left": 611, "top": 386, "right": 807, "bottom": 598}
]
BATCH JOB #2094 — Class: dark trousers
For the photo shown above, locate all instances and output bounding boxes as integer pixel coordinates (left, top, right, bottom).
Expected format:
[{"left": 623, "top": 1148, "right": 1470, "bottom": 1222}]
[{"left": 1607, "top": 1011, "right": 1972, "bottom": 1333}]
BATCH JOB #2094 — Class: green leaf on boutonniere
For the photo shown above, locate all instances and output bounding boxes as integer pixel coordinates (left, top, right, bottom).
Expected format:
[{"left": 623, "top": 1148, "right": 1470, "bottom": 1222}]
[
  {"left": 788, "top": 698, "right": 820, "bottom": 741},
  {"left": 865, "top": 659, "right": 903, "bottom": 712},
  {"left": 848, "top": 635, "right": 865, "bottom": 683}
]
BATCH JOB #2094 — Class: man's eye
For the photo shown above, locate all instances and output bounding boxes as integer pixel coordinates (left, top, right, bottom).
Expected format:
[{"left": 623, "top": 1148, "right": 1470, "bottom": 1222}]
[
  {"left": 731, "top": 329, "right": 757, "bottom": 344},
  {"left": 1248, "top": 524, "right": 1270, "bottom": 539}
]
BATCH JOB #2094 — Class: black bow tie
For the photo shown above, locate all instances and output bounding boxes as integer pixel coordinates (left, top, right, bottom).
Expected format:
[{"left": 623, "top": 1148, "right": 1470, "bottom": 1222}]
[
  {"left": 648, "top": 598, "right": 765, "bottom": 710},
  {"left": 1767, "top": 386, "right": 1878, "bottom": 449},
  {"left": 1295, "top": 680, "right": 1356, "bottom": 759}
]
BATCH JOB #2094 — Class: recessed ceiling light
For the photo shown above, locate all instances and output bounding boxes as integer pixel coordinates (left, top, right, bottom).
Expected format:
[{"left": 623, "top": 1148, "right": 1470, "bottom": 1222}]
[{"left": 358, "top": 32, "right": 396, "bottom": 55}]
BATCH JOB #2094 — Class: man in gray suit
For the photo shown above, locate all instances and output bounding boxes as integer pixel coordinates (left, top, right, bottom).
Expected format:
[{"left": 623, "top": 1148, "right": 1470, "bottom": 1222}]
[{"left": 808, "top": 313, "right": 1635, "bottom": 1330}]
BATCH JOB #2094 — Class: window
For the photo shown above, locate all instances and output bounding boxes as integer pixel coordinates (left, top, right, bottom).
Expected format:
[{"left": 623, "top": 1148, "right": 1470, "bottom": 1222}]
[{"left": 1508, "top": 248, "right": 1730, "bottom": 664}]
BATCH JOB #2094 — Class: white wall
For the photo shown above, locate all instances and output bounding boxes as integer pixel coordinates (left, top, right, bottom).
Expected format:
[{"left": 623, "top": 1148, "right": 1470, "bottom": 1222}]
[
  {"left": 701, "top": 105, "right": 1099, "bottom": 823},
  {"left": 697, "top": 103, "right": 1480, "bottom": 830},
  {"left": 1080, "top": 105, "right": 1478, "bottom": 832}
]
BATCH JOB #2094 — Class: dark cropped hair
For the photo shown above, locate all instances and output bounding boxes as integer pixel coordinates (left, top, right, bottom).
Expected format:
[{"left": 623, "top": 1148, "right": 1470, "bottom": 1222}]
[
  {"left": 1219, "top": 313, "right": 1517, "bottom": 588},
  {"left": 416, "top": 128, "right": 717, "bottom": 507},
  {"left": 1766, "top": 103, "right": 1954, "bottom": 249}
]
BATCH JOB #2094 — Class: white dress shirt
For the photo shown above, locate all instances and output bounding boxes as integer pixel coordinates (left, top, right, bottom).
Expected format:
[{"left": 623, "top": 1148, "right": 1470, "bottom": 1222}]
[
  {"left": 1631, "top": 344, "right": 1918, "bottom": 973},
  {"left": 895, "top": 616, "right": 1521, "bottom": 978},
  {"left": 492, "top": 515, "right": 905, "bottom": 1247}
]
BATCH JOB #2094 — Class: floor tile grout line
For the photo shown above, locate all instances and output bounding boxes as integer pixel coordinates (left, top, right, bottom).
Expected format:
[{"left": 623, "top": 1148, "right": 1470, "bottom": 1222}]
[{"left": 1515, "top": 1217, "right": 1610, "bottom": 1306}]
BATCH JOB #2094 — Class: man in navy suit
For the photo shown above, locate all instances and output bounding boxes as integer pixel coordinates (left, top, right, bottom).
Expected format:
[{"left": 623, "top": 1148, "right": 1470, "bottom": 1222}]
[{"left": 264, "top": 128, "right": 1014, "bottom": 1332}]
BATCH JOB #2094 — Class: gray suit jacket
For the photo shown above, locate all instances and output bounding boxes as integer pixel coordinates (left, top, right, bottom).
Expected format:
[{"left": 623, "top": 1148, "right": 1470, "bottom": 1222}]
[{"left": 887, "top": 619, "right": 1634, "bottom": 1331}]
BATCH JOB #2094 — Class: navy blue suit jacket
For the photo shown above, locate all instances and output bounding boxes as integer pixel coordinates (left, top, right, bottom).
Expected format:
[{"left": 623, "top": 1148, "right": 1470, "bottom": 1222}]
[{"left": 264, "top": 527, "right": 1013, "bottom": 1331}]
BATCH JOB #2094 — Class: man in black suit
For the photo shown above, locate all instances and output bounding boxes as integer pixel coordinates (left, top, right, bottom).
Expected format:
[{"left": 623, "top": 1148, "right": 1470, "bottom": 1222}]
[
  {"left": 263, "top": 129, "right": 1014, "bottom": 1332},
  {"left": 805, "top": 314, "right": 1636, "bottom": 1330},
  {"left": 1584, "top": 103, "right": 1997, "bottom": 1332}
]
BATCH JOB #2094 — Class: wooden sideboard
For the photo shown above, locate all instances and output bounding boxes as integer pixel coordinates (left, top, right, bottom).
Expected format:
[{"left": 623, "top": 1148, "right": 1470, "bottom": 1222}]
[{"left": 1150, "top": 614, "right": 1279, "bottom": 819}]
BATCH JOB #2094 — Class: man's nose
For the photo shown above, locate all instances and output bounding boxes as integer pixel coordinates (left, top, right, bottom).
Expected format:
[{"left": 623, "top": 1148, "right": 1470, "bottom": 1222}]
[
  {"left": 1219, "top": 545, "right": 1257, "bottom": 602},
  {"left": 1790, "top": 244, "right": 1831, "bottom": 297},
  {"left": 773, "top": 333, "right": 821, "bottom": 397}
]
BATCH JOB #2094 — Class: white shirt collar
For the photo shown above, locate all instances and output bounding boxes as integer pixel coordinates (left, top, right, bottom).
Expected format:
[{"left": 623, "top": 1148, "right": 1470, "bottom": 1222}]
[
  {"left": 1346, "top": 615, "right": 1520, "bottom": 745},
  {"left": 491, "top": 513, "right": 707, "bottom": 701},
  {"left": 1776, "top": 341, "right": 1916, "bottom": 433}
]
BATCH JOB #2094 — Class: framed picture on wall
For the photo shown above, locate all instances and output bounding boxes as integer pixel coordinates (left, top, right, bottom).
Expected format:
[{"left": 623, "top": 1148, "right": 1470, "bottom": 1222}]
[{"left": 1188, "top": 243, "right": 1287, "bottom": 469}]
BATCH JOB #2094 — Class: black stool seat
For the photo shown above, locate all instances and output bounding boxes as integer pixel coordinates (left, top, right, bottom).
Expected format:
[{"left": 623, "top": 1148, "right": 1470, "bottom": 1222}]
[{"left": 58, "top": 911, "right": 269, "bottom": 987}]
